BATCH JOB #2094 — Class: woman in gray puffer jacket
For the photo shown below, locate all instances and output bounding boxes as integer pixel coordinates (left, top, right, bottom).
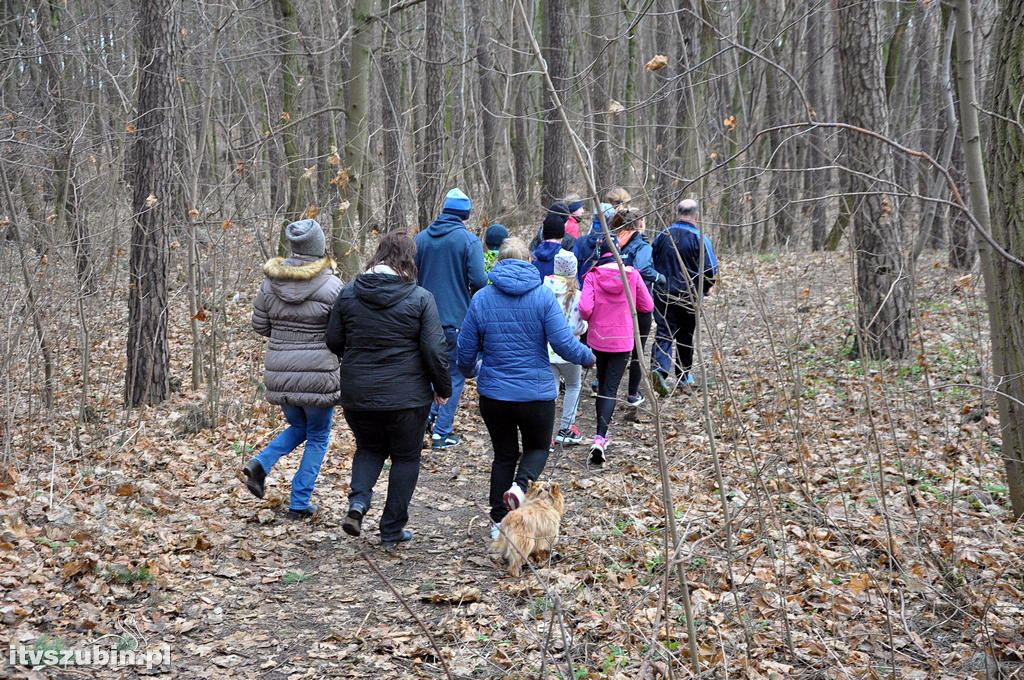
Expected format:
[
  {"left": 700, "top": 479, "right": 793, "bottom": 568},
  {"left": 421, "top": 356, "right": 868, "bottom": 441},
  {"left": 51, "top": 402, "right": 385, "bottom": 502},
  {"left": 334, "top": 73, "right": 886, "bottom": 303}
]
[{"left": 242, "top": 219, "right": 342, "bottom": 520}]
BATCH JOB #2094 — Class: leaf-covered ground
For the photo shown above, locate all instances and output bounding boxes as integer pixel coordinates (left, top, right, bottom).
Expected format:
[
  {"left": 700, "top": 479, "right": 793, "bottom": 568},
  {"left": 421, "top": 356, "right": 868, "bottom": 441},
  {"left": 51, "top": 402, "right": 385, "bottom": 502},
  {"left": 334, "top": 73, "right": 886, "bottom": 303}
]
[{"left": 1, "top": 252, "right": 1022, "bottom": 679}]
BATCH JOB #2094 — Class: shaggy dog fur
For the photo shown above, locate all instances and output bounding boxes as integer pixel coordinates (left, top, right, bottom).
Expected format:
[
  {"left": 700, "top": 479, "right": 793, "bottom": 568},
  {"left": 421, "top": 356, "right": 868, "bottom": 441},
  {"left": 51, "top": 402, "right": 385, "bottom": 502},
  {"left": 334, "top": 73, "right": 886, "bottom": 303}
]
[{"left": 492, "top": 481, "right": 565, "bottom": 576}]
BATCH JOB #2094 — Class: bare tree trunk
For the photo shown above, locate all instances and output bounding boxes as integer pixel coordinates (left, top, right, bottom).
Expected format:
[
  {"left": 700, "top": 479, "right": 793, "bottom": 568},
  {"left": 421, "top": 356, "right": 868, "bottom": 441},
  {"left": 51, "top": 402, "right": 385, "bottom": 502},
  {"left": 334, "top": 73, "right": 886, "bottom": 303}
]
[
  {"left": 805, "top": 6, "right": 828, "bottom": 251},
  {"left": 335, "top": 0, "right": 373, "bottom": 276},
  {"left": 540, "top": 0, "right": 572, "bottom": 205},
  {"left": 379, "top": 14, "right": 406, "bottom": 232},
  {"left": 417, "top": 0, "right": 444, "bottom": 227},
  {"left": 272, "top": 0, "right": 306, "bottom": 255},
  {"left": 511, "top": 27, "right": 532, "bottom": 210},
  {"left": 588, "top": 0, "right": 612, "bottom": 195},
  {"left": 471, "top": 1, "right": 499, "bottom": 221},
  {"left": 964, "top": 0, "right": 1024, "bottom": 518},
  {"left": 36, "top": 0, "right": 92, "bottom": 294},
  {"left": 126, "top": 0, "right": 177, "bottom": 406},
  {"left": 765, "top": 66, "right": 791, "bottom": 248},
  {"left": 0, "top": 160, "right": 55, "bottom": 411},
  {"left": 837, "top": 0, "right": 910, "bottom": 360}
]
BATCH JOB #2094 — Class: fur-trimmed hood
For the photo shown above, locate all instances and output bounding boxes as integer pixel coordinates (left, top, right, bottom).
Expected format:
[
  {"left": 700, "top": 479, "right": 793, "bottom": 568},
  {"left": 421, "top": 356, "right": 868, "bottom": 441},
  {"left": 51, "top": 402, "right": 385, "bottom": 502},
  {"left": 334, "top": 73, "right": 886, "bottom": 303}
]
[
  {"left": 263, "top": 255, "right": 337, "bottom": 281},
  {"left": 262, "top": 255, "right": 340, "bottom": 304}
]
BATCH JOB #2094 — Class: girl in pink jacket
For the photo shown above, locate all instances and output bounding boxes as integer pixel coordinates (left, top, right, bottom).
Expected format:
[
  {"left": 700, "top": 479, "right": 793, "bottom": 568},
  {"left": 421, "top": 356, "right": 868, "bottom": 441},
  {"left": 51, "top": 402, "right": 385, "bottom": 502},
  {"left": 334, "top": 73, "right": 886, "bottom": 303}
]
[{"left": 578, "top": 250, "right": 654, "bottom": 464}]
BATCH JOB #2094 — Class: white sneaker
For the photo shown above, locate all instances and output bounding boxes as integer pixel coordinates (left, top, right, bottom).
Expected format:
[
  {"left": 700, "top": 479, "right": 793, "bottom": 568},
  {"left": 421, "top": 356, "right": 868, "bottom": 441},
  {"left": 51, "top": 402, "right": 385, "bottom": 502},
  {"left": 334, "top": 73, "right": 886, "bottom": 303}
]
[
  {"left": 489, "top": 522, "right": 501, "bottom": 540},
  {"left": 503, "top": 483, "right": 525, "bottom": 511}
]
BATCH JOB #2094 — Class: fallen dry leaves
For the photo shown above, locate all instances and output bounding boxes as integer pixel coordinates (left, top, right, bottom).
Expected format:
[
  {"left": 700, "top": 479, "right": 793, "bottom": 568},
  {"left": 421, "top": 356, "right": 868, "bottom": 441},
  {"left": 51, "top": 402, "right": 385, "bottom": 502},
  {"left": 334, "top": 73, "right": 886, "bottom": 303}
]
[{"left": 0, "top": 252, "right": 1020, "bottom": 679}]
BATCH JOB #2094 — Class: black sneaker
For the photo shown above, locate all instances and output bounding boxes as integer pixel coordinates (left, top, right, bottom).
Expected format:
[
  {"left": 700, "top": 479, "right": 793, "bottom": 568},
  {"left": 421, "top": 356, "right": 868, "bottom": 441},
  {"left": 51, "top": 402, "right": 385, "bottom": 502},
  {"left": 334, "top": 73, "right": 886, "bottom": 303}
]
[
  {"left": 626, "top": 393, "right": 645, "bottom": 407},
  {"left": 342, "top": 506, "right": 365, "bottom": 537},
  {"left": 242, "top": 459, "right": 266, "bottom": 499},
  {"left": 431, "top": 434, "right": 460, "bottom": 450},
  {"left": 286, "top": 505, "right": 318, "bottom": 521},
  {"left": 554, "top": 425, "right": 583, "bottom": 445},
  {"left": 381, "top": 529, "right": 413, "bottom": 548}
]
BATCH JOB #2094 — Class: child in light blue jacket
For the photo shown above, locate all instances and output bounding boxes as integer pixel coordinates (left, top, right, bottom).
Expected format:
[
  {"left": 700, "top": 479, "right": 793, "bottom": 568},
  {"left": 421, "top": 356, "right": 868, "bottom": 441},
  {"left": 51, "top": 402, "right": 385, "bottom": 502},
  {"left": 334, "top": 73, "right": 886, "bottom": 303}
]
[{"left": 545, "top": 250, "right": 588, "bottom": 445}]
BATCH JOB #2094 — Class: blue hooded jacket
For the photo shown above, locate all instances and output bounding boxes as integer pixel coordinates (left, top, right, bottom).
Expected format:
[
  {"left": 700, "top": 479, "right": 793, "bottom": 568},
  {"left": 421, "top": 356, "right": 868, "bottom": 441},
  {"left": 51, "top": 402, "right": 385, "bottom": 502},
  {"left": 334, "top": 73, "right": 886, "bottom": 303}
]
[
  {"left": 457, "top": 259, "right": 594, "bottom": 402},
  {"left": 651, "top": 221, "right": 718, "bottom": 297},
  {"left": 414, "top": 213, "right": 488, "bottom": 328},
  {"left": 531, "top": 240, "right": 564, "bottom": 278}
]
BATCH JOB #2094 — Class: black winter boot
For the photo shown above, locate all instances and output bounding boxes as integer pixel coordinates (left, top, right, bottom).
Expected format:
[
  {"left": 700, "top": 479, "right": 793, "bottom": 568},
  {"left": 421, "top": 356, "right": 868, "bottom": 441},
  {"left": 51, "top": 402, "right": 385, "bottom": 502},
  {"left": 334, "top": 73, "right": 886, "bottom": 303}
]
[{"left": 242, "top": 459, "right": 266, "bottom": 499}]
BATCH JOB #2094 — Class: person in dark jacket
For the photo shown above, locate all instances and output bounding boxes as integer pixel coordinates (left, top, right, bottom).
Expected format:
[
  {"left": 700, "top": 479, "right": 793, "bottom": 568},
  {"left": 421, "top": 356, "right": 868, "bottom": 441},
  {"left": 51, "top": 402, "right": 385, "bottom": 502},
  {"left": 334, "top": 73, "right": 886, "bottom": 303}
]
[
  {"left": 457, "top": 238, "right": 594, "bottom": 540},
  {"left": 591, "top": 207, "right": 665, "bottom": 407},
  {"left": 532, "top": 203, "right": 571, "bottom": 278},
  {"left": 326, "top": 231, "right": 451, "bottom": 547},
  {"left": 243, "top": 218, "right": 343, "bottom": 520},
  {"left": 574, "top": 202, "right": 616, "bottom": 284},
  {"left": 528, "top": 202, "right": 576, "bottom": 252},
  {"left": 650, "top": 199, "right": 718, "bottom": 394},
  {"left": 414, "top": 188, "right": 488, "bottom": 449}
]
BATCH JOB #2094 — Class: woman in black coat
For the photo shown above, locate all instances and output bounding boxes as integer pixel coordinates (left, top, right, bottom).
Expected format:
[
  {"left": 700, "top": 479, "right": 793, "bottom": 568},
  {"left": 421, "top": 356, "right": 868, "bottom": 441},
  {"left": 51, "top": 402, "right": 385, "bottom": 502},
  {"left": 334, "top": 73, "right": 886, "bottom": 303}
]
[{"left": 326, "top": 231, "right": 451, "bottom": 547}]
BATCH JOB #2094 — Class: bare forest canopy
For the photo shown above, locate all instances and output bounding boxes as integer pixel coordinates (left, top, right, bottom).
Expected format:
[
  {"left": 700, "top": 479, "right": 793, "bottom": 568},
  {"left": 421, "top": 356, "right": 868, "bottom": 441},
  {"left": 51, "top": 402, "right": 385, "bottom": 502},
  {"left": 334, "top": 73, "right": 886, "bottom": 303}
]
[{"left": 2, "top": 0, "right": 1024, "bottom": 677}]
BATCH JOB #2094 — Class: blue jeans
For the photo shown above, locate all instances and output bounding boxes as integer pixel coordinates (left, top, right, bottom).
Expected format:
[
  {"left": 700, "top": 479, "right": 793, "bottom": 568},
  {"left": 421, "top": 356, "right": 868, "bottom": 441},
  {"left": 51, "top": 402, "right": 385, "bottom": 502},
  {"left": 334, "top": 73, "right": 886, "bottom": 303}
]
[
  {"left": 254, "top": 404, "right": 334, "bottom": 510},
  {"left": 429, "top": 326, "right": 465, "bottom": 437}
]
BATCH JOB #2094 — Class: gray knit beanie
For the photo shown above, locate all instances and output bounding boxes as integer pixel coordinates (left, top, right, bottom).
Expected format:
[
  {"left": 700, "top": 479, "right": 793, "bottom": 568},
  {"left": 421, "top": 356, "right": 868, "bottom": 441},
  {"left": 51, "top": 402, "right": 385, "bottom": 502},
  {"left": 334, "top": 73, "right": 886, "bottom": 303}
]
[{"left": 285, "top": 219, "right": 326, "bottom": 257}]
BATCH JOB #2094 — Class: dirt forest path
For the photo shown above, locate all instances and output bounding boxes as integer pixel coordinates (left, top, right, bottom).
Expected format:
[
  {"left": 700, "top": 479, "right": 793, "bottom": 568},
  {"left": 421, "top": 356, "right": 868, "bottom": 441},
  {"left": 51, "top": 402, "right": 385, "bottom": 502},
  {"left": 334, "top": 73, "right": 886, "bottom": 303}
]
[
  {"left": 4, "top": 253, "right": 1022, "bottom": 680},
  {"left": 153, "top": 375, "right": 679, "bottom": 679}
]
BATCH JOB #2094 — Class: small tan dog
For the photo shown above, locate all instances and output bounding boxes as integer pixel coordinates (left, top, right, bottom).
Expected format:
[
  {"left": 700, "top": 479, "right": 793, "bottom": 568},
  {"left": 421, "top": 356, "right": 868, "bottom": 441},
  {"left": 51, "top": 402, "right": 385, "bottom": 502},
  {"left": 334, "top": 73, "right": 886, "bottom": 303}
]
[{"left": 492, "top": 480, "right": 565, "bottom": 577}]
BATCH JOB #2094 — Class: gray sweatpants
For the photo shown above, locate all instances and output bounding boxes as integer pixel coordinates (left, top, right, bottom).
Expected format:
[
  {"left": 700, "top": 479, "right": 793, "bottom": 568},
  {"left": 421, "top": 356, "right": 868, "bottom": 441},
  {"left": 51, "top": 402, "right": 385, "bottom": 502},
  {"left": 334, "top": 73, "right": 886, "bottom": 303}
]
[{"left": 550, "top": 363, "right": 583, "bottom": 431}]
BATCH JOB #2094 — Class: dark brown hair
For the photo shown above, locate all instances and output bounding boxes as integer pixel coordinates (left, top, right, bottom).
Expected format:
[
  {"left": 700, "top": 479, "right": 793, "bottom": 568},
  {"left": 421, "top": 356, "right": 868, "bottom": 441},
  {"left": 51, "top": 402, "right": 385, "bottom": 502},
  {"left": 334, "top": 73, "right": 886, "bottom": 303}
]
[
  {"left": 607, "top": 207, "right": 643, "bottom": 231},
  {"left": 365, "top": 230, "right": 418, "bottom": 282}
]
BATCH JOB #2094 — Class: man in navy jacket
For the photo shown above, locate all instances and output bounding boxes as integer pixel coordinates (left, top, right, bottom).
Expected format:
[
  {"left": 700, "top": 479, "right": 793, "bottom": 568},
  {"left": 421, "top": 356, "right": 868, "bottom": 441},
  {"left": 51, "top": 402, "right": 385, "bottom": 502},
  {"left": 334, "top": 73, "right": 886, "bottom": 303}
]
[
  {"left": 415, "top": 188, "right": 488, "bottom": 448},
  {"left": 650, "top": 199, "right": 718, "bottom": 394}
]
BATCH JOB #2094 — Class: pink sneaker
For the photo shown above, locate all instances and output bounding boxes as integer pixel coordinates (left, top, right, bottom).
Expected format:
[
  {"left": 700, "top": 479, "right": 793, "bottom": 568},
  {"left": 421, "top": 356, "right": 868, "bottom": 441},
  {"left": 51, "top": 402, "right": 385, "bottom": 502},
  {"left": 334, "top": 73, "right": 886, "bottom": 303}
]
[{"left": 589, "top": 435, "right": 608, "bottom": 465}]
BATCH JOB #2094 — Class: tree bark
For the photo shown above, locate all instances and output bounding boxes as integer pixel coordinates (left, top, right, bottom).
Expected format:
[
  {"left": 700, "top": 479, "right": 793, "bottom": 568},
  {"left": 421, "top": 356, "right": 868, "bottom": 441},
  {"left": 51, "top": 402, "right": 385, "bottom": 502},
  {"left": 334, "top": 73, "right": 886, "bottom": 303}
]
[
  {"left": 972, "top": 0, "right": 1024, "bottom": 518},
  {"left": 36, "top": 0, "right": 92, "bottom": 294},
  {"left": 471, "top": 0, "right": 499, "bottom": 220},
  {"left": 126, "top": 0, "right": 177, "bottom": 406},
  {"left": 335, "top": 0, "right": 373, "bottom": 275},
  {"left": 805, "top": 5, "right": 828, "bottom": 251},
  {"left": 272, "top": 0, "right": 306, "bottom": 255},
  {"left": 837, "top": 0, "right": 910, "bottom": 360},
  {"left": 587, "top": 0, "right": 612, "bottom": 196},
  {"left": 379, "top": 14, "right": 406, "bottom": 232},
  {"left": 417, "top": 0, "right": 444, "bottom": 227},
  {"left": 540, "top": 0, "right": 572, "bottom": 206}
]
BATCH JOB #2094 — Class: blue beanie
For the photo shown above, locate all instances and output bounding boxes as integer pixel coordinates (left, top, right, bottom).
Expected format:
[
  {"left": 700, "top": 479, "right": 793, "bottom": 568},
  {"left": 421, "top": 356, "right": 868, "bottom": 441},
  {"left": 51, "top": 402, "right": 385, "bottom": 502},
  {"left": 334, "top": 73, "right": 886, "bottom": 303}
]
[
  {"left": 485, "top": 224, "right": 509, "bottom": 250},
  {"left": 441, "top": 188, "right": 471, "bottom": 220}
]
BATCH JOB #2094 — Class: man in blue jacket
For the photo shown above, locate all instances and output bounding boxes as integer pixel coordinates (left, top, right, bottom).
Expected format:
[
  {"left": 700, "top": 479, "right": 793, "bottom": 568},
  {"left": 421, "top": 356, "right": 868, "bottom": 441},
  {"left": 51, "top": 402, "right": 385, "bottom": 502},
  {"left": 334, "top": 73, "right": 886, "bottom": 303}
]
[
  {"left": 650, "top": 199, "right": 718, "bottom": 395},
  {"left": 415, "top": 188, "right": 488, "bottom": 448}
]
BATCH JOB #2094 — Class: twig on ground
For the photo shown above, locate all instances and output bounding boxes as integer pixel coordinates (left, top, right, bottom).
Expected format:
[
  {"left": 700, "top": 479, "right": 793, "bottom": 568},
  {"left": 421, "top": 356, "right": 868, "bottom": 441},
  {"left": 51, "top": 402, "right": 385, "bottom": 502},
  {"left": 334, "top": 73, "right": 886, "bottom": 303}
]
[{"left": 358, "top": 549, "right": 454, "bottom": 680}]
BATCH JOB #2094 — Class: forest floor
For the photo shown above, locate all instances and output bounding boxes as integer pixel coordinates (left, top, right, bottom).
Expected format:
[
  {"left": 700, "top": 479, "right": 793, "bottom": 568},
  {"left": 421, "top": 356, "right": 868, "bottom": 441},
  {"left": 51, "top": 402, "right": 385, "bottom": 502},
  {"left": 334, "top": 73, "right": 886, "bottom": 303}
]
[{"left": 1, "top": 252, "right": 1022, "bottom": 680}]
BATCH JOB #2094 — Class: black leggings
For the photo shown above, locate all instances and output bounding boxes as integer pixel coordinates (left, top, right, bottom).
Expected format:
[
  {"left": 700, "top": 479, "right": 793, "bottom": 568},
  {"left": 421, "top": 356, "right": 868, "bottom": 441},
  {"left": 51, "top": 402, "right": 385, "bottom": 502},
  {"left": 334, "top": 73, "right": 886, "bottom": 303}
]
[
  {"left": 627, "top": 311, "right": 653, "bottom": 395},
  {"left": 479, "top": 396, "right": 555, "bottom": 523},
  {"left": 594, "top": 350, "right": 630, "bottom": 437}
]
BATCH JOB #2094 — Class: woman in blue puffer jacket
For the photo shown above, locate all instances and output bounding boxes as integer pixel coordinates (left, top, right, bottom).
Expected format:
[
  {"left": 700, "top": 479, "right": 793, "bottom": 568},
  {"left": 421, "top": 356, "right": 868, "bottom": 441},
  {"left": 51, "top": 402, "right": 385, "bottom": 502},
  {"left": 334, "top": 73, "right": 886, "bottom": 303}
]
[{"left": 457, "top": 238, "right": 594, "bottom": 540}]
